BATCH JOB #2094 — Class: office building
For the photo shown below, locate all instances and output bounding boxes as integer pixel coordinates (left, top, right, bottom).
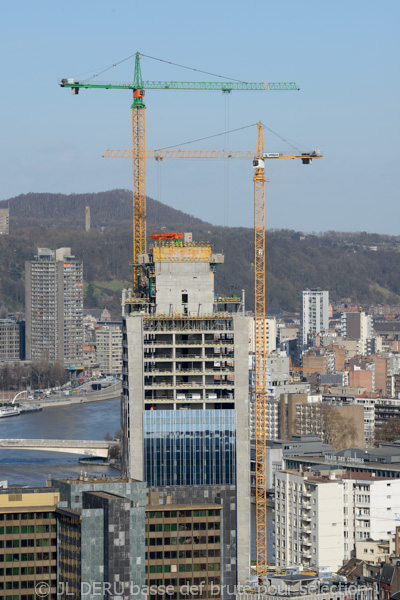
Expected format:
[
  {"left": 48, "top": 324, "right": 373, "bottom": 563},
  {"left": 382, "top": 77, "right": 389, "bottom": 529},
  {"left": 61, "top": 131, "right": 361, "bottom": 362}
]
[
  {"left": 146, "top": 486, "right": 234, "bottom": 600},
  {"left": 121, "top": 234, "right": 250, "bottom": 584},
  {"left": 300, "top": 289, "right": 329, "bottom": 353},
  {"left": 54, "top": 476, "right": 146, "bottom": 600},
  {"left": 0, "top": 485, "right": 59, "bottom": 599},
  {"left": 25, "top": 248, "right": 83, "bottom": 366},
  {"left": 95, "top": 325, "right": 122, "bottom": 375},
  {"left": 0, "top": 207, "right": 9, "bottom": 234}
]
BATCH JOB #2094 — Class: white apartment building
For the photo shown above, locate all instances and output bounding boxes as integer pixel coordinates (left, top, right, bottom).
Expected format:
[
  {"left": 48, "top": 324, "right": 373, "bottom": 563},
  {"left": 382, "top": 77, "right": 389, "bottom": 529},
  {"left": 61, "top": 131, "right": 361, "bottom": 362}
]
[
  {"left": 274, "top": 470, "right": 400, "bottom": 571},
  {"left": 300, "top": 289, "right": 329, "bottom": 352},
  {"left": 274, "top": 470, "right": 344, "bottom": 572},
  {"left": 95, "top": 325, "right": 122, "bottom": 375},
  {"left": 353, "top": 397, "right": 375, "bottom": 446},
  {"left": 341, "top": 474, "right": 400, "bottom": 561}
]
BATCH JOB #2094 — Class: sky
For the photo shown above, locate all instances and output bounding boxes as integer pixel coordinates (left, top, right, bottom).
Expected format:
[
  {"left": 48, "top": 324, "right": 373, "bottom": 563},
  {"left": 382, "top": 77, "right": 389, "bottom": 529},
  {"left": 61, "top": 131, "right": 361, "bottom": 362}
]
[{"left": 0, "top": 0, "right": 399, "bottom": 234}]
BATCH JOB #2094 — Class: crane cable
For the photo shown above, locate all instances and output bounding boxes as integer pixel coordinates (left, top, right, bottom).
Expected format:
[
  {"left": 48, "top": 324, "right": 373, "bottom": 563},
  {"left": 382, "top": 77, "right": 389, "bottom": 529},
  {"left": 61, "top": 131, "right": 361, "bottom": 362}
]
[
  {"left": 77, "top": 51, "right": 248, "bottom": 85},
  {"left": 154, "top": 123, "right": 258, "bottom": 152},
  {"left": 139, "top": 52, "right": 248, "bottom": 84},
  {"left": 261, "top": 122, "right": 310, "bottom": 154},
  {"left": 155, "top": 122, "right": 315, "bottom": 155}
]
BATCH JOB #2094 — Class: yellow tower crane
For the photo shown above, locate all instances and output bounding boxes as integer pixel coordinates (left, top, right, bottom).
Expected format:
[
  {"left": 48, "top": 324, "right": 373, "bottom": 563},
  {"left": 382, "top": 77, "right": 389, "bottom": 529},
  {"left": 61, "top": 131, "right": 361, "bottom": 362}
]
[{"left": 103, "top": 124, "right": 322, "bottom": 580}]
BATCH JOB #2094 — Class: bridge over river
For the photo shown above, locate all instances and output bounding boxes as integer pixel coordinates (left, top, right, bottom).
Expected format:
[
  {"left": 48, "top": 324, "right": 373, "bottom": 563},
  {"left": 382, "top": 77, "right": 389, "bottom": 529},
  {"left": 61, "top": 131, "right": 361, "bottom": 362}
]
[{"left": 0, "top": 439, "right": 112, "bottom": 457}]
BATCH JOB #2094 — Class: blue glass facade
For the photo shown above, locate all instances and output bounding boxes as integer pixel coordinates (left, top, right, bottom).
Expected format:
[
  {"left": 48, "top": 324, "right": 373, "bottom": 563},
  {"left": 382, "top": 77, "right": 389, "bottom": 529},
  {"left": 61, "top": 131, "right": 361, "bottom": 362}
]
[{"left": 144, "top": 409, "right": 236, "bottom": 487}]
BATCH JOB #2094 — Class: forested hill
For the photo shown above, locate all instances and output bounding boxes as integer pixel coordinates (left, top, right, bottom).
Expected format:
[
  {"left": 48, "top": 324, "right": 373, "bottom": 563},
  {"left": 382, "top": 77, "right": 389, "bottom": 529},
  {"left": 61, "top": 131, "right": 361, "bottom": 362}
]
[
  {"left": 0, "top": 190, "right": 207, "bottom": 228},
  {"left": 1, "top": 190, "right": 400, "bottom": 316}
]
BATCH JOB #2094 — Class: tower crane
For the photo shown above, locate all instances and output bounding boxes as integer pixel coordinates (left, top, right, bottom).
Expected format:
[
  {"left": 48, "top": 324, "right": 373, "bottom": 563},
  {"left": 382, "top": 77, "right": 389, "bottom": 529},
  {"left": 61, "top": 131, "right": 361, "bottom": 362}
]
[
  {"left": 60, "top": 52, "right": 299, "bottom": 290},
  {"left": 103, "top": 125, "right": 322, "bottom": 581},
  {"left": 253, "top": 123, "right": 322, "bottom": 581}
]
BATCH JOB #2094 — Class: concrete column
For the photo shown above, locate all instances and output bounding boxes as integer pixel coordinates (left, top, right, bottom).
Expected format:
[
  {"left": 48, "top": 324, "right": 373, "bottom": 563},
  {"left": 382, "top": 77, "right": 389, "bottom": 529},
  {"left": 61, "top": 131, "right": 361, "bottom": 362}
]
[
  {"left": 125, "top": 315, "right": 145, "bottom": 481},
  {"left": 233, "top": 315, "right": 251, "bottom": 583}
]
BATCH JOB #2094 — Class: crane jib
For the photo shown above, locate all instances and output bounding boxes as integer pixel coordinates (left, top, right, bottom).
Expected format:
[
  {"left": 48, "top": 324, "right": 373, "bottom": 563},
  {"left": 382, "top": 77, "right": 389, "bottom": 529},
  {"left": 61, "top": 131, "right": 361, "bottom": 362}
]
[{"left": 59, "top": 80, "right": 299, "bottom": 92}]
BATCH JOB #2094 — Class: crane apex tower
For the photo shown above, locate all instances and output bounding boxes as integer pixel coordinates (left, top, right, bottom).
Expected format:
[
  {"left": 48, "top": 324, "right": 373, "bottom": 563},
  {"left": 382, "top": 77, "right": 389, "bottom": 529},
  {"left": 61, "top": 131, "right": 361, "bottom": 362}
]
[{"left": 121, "top": 233, "right": 251, "bottom": 585}]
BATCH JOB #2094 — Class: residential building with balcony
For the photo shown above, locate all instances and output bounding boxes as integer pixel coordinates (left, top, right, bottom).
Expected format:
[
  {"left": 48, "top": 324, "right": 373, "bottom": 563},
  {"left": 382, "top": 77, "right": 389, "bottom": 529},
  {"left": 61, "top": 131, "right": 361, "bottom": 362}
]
[
  {"left": 25, "top": 248, "right": 83, "bottom": 367},
  {"left": 274, "top": 469, "right": 400, "bottom": 571},
  {"left": 95, "top": 325, "right": 122, "bottom": 375},
  {"left": 300, "top": 289, "right": 329, "bottom": 354}
]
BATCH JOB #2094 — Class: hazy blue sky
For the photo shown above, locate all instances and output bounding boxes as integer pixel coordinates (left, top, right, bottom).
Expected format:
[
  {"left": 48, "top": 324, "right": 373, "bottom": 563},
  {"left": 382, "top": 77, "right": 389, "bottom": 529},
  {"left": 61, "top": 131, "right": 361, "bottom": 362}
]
[{"left": 1, "top": 0, "right": 399, "bottom": 233}]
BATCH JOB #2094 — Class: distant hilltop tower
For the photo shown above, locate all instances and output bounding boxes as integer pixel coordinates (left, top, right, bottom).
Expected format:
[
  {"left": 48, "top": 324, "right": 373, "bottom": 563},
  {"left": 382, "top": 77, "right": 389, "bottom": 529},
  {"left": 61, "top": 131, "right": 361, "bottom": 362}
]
[{"left": 85, "top": 206, "right": 90, "bottom": 232}]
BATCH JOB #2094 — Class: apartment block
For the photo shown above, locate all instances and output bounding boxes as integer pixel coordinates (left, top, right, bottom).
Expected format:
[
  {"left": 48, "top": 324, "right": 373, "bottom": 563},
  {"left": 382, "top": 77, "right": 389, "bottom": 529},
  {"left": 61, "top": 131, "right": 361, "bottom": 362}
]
[
  {"left": 274, "top": 469, "right": 400, "bottom": 571},
  {"left": 279, "top": 394, "right": 365, "bottom": 449},
  {"left": 0, "top": 207, "right": 9, "bottom": 234},
  {"left": 341, "top": 311, "right": 374, "bottom": 356},
  {"left": 121, "top": 235, "right": 250, "bottom": 585},
  {"left": 342, "top": 473, "right": 400, "bottom": 560},
  {"left": 0, "top": 319, "right": 20, "bottom": 360},
  {"left": 95, "top": 325, "right": 122, "bottom": 375},
  {"left": 248, "top": 317, "right": 276, "bottom": 354},
  {"left": 302, "top": 347, "right": 335, "bottom": 375},
  {"left": 249, "top": 355, "right": 309, "bottom": 440},
  {"left": 0, "top": 486, "right": 59, "bottom": 600},
  {"left": 274, "top": 469, "right": 344, "bottom": 571},
  {"left": 300, "top": 289, "right": 329, "bottom": 353},
  {"left": 25, "top": 248, "right": 83, "bottom": 366}
]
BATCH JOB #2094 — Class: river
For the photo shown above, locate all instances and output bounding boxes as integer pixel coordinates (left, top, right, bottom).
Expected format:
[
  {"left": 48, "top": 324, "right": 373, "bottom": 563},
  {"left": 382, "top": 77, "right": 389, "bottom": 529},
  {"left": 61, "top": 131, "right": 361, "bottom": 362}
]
[
  {"left": 0, "top": 398, "right": 121, "bottom": 486},
  {"left": 0, "top": 397, "right": 274, "bottom": 560}
]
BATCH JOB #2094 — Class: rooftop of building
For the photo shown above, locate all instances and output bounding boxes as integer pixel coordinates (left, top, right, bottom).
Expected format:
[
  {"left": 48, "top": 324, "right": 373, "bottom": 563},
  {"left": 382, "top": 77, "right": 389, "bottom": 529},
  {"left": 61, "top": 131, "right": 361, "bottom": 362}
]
[
  {"left": 280, "top": 468, "right": 391, "bottom": 482},
  {"left": 57, "top": 476, "right": 141, "bottom": 485},
  {"left": 341, "top": 471, "right": 391, "bottom": 481},
  {"left": 270, "top": 574, "right": 317, "bottom": 583},
  {"left": 56, "top": 506, "right": 81, "bottom": 518},
  {"left": 146, "top": 503, "right": 222, "bottom": 512},
  {"left": 86, "top": 490, "right": 126, "bottom": 500},
  {"left": 0, "top": 486, "right": 59, "bottom": 495},
  {"left": 285, "top": 448, "right": 400, "bottom": 471}
]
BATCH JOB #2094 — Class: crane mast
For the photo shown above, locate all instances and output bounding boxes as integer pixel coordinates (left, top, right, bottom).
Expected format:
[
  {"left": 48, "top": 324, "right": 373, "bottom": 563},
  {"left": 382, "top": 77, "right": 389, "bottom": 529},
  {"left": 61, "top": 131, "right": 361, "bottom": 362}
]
[
  {"left": 253, "top": 122, "right": 268, "bottom": 579},
  {"left": 131, "top": 53, "right": 146, "bottom": 290}
]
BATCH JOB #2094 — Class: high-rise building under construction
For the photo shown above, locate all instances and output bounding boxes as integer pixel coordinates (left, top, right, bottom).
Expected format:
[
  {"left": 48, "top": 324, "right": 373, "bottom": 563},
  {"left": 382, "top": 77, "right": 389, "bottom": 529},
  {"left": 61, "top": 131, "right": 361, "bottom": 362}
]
[{"left": 121, "top": 233, "right": 251, "bottom": 585}]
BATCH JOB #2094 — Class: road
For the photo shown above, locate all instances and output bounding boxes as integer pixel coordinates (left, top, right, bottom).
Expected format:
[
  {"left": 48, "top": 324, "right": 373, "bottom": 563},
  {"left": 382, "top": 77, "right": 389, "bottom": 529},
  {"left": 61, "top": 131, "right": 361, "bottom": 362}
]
[{"left": 21, "top": 381, "right": 122, "bottom": 408}]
